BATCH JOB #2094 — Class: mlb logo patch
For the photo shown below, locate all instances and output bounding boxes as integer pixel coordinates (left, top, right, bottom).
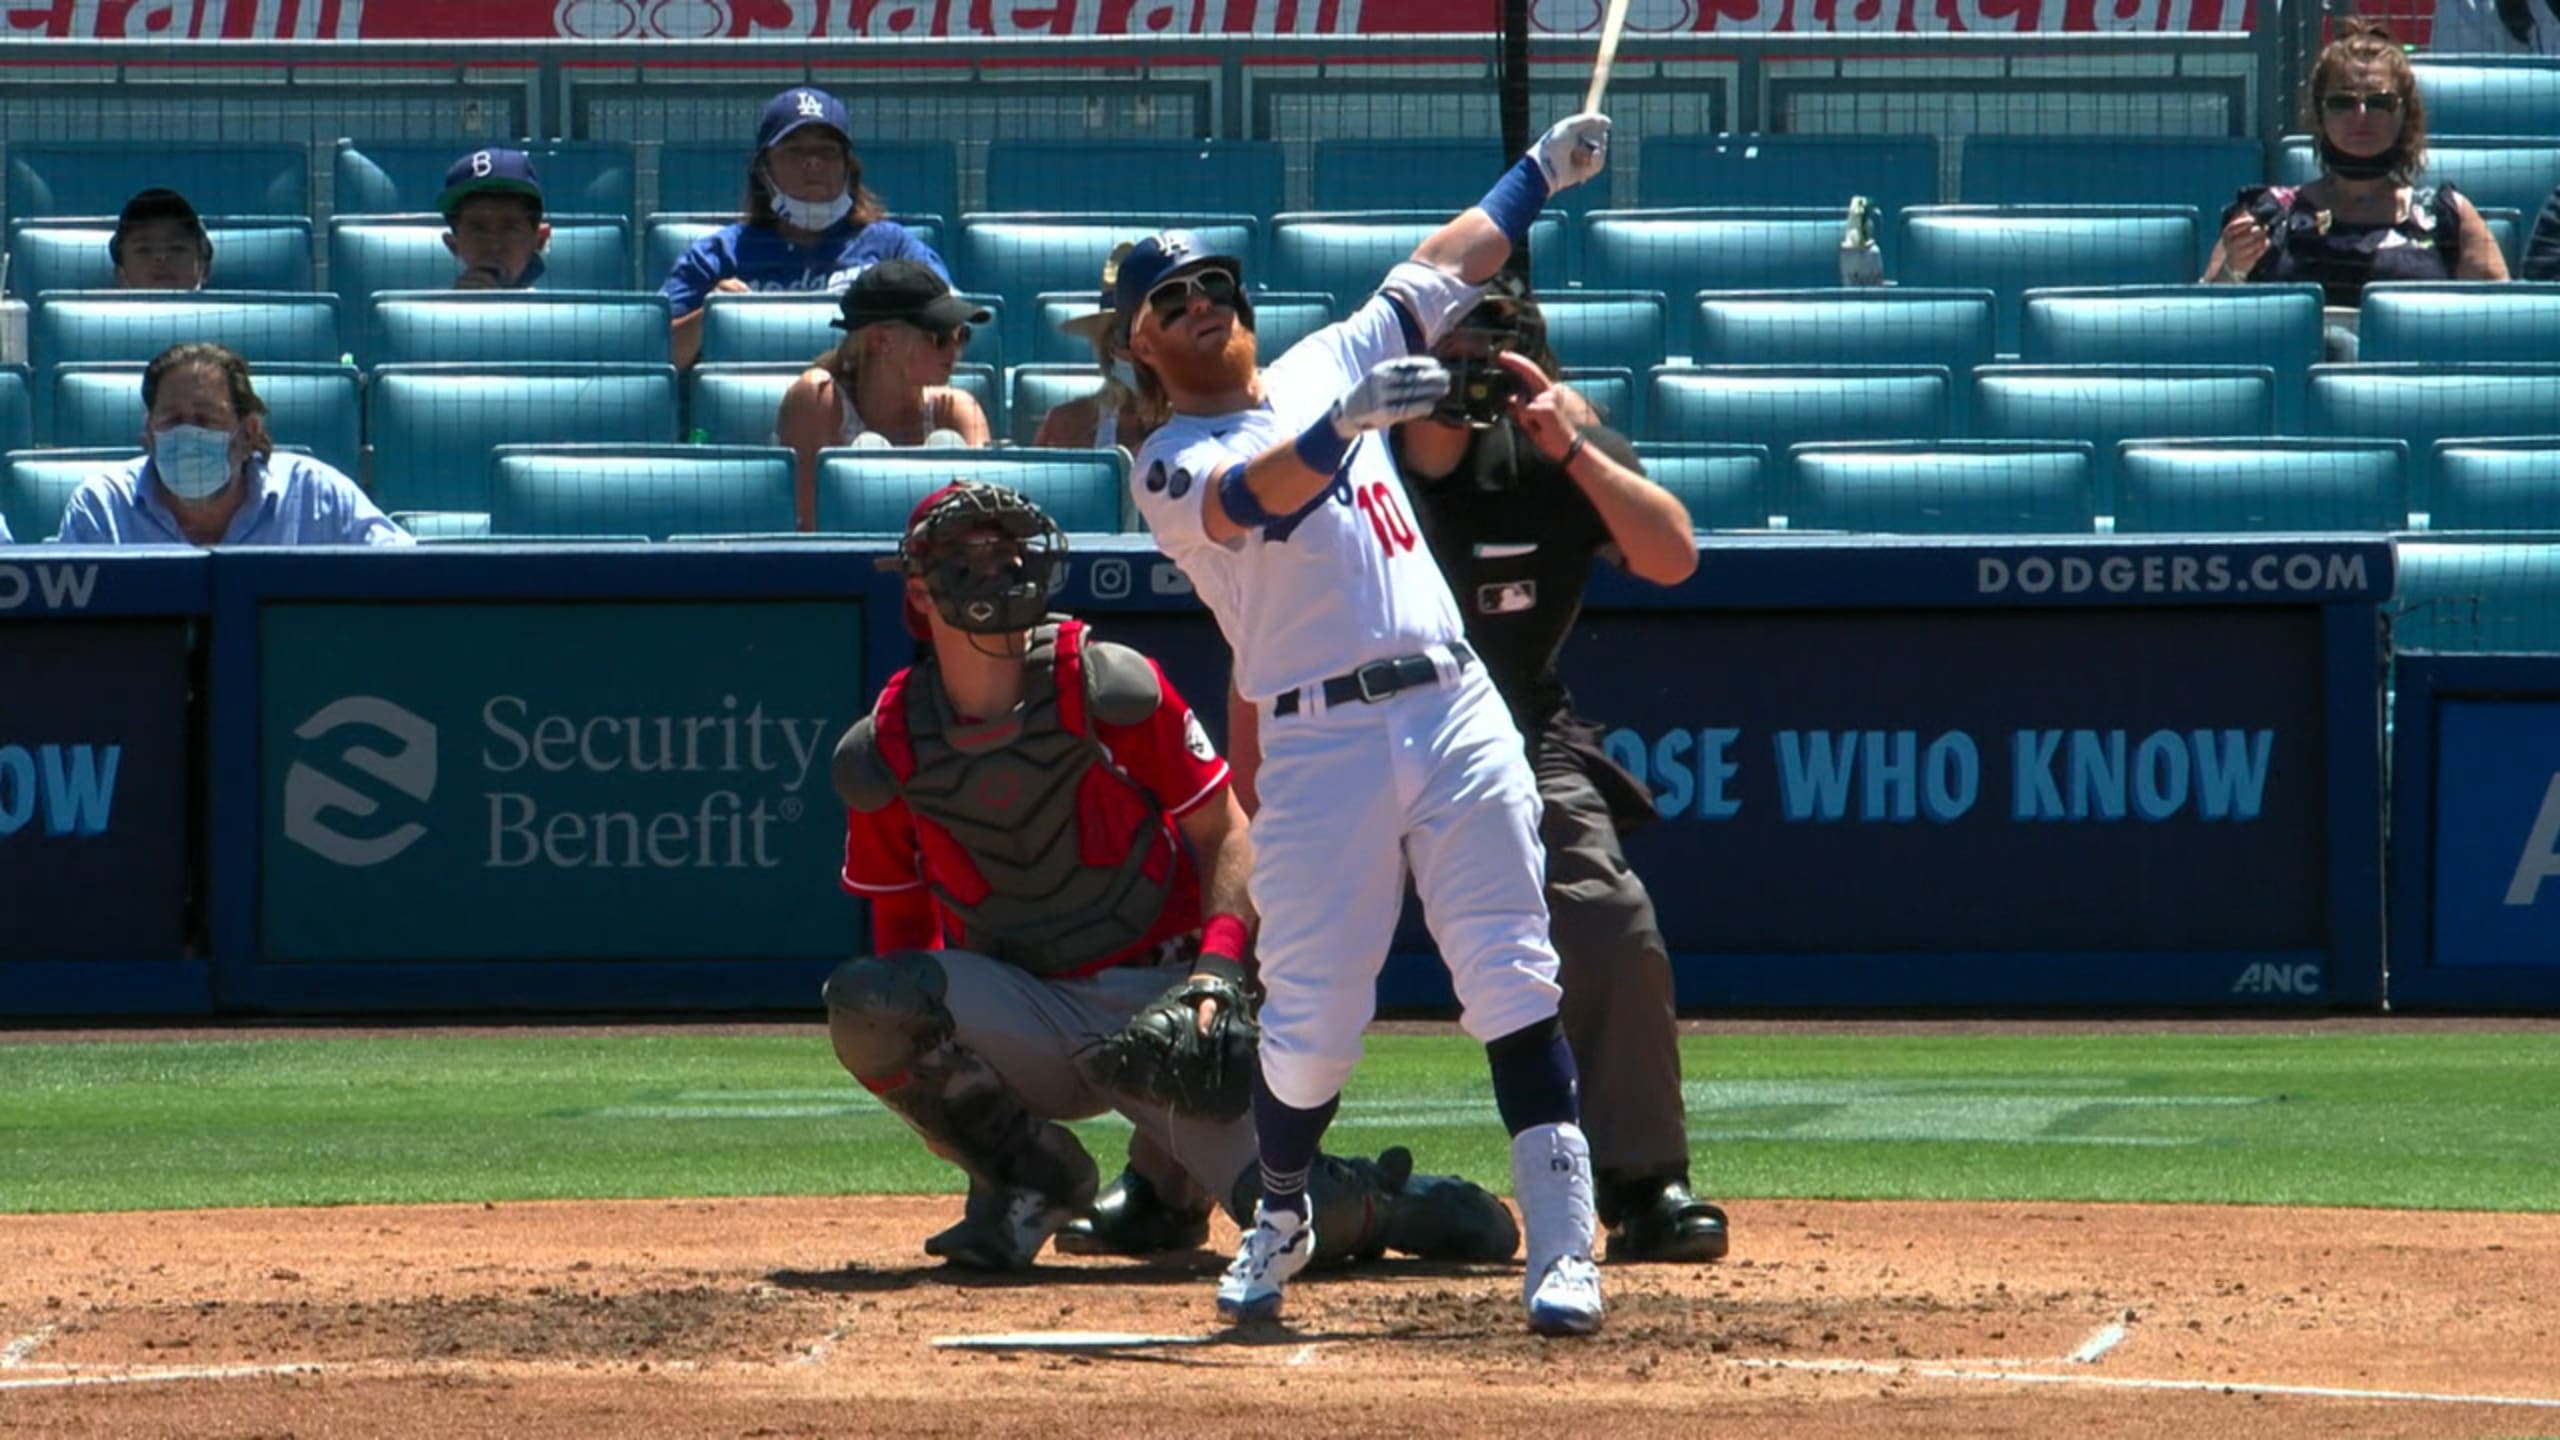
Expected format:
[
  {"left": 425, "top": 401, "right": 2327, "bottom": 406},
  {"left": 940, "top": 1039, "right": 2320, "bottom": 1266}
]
[{"left": 1477, "top": 580, "right": 1537, "bottom": 615}]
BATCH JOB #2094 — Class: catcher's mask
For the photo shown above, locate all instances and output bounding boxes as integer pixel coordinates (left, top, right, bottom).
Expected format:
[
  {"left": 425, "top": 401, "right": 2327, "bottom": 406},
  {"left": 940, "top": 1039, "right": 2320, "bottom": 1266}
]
[
  {"left": 1431, "top": 274, "right": 1547, "bottom": 429},
  {"left": 877, "top": 480, "right": 1069, "bottom": 638}
]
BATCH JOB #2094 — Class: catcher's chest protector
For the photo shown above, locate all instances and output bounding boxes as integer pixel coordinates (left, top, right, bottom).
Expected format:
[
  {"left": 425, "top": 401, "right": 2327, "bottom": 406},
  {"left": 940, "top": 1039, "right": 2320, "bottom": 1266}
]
[{"left": 891, "top": 623, "right": 1175, "bottom": 976}]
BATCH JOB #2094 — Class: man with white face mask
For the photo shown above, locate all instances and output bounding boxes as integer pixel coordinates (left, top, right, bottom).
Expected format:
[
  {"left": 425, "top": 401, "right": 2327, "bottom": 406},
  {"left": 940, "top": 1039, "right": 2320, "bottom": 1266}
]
[
  {"left": 54, "top": 343, "right": 410, "bottom": 548},
  {"left": 662, "top": 87, "right": 953, "bottom": 369}
]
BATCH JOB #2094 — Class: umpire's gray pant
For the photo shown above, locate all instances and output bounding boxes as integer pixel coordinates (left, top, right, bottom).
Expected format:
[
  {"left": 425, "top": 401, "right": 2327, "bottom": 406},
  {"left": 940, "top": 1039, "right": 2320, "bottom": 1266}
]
[
  {"left": 939, "top": 948, "right": 1254, "bottom": 1217},
  {"left": 1534, "top": 736, "right": 1692, "bottom": 1197}
]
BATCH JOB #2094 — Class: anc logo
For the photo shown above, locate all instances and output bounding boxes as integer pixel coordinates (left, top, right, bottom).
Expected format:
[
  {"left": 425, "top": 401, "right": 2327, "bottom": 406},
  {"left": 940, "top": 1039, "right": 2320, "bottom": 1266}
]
[{"left": 282, "top": 697, "right": 439, "bottom": 868}]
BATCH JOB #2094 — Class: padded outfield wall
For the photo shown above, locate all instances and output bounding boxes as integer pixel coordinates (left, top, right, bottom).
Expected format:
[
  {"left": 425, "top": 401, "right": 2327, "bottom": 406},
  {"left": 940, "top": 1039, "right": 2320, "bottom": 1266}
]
[{"left": 0, "top": 535, "right": 2484, "bottom": 1019}]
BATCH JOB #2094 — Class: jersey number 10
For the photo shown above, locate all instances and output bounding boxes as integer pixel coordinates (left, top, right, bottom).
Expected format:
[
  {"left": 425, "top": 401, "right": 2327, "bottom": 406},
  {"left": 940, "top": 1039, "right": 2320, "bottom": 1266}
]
[{"left": 1356, "top": 481, "right": 1418, "bottom": 555}]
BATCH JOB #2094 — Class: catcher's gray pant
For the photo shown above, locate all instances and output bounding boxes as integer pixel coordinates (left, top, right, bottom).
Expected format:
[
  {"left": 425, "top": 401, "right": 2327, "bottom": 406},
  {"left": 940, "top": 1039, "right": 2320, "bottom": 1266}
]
[
  {"left": 1535, "top": 736, "right": 1691, "bottom": 1194},
  {"left": 937, "top": 948, "right": 1254, "bottom": 1215}
]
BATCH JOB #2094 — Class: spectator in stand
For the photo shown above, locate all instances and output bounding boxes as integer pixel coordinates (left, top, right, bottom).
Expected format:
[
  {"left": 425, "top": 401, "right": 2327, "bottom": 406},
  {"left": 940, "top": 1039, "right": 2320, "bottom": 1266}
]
[
  {"left": 2426, "top": 0, "right": 2560, "bottom": 55},
  {"left": 441, "top": 148, "right": 551, "bottom": 290},
  {"left": 56, "top": 343, "right": 409, "bottom": 548},
  {"left": 663, "top": 87, "right": 950, "bottom": 368},
  {"left": 1033, "top": 242, "right": 1169, "bottom": 457},
  {"left": 2204, "top": 20, "right": 2505, "bottom": 358},
  {"left": 775, "top": 259, "right": 991, "bottom": 530},
  {"left": 110, "top": 188, "right": 212, "bottom": 291}
]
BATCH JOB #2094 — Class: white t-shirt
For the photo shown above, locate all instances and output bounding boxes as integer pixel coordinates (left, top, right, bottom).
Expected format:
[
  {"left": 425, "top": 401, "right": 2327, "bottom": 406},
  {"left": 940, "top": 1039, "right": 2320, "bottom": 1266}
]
[
  {"left": 2429, "top": 0, "right": 2560, "bottom": 53},
  {"left": 1131, "top": 263, "right": 1482, "bottom": 703}
]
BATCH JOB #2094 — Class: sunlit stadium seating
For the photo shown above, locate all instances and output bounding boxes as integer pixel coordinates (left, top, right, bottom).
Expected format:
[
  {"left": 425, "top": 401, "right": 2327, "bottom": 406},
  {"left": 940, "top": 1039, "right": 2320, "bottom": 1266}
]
[
  {"left": 2114, "top": 437, "right": 2411, "bottom": 534},
  {"left": 51, "top": 361, "right": 360, "bottom": 478},
  {"left": 1, "top": 447, "right": 133, "bottom": 542},
  {"left": 365, "top": 363, "right": 680, "bottom": 514},
  {"left": 1971, "top": 363, "right": 2277, "bottom": 516},
  {"left": 2305, "top": 363, "right": 2560, "bottom": 521},
  {"left": 487, "top": 444, "right": 798, "bottom": 540},
  {"left": 1584, "top": 211, "right": 1856, "bottom": 355},
  {"left": 1898, "top": 206, "right": 2202, "bottom": 354},
  {"left": 0, "top": 365, "right": 29, "bottom": 455},
  {"left": 988, "top": 140, "right": 1285, "bottom": 218},
  {"left": 1691, "top": 288, "right": 1997, "bottom": 427},
  {"left": 1635, "top": 135, "right": 1936, "bottom": 227},
  {"left": 1631, "top": 441, "right": 1773, "bottom": 531},
  {"left": 1784, "top": 440, "right": 2098, "bottom": 535},
  {"left": 1648, "top": 365, "right": 1953, "bottom": 451},
  {"left": 27, "top": 291, "right": 344, "bottom": 434},
  {"left": 1313, "top": 138, "right": 1616, "bottom": 215},
  {"left": 2275, "top": 136, "right": 2560, "bottom": 229},
  {"left": 2357, "top": 282, "right": 2560, "bottom": 365},
  {"left": 814, "top": 447, "right": 1127, "bottom": 535},
  {"left": 5, "top": 218, "right": 314, "bottom": 296},
  {"left": 2429, "top": 438, "right": 2560, "bottom": 532},
  {"left": 368, "top": 291, "right": 673, "bottom": 366},
  {"left": 1957, "top": 136, "right": 2259, "bottom": 264},
  {"left": 2017, "top": 284, "right": 2325, "bottom": 428},
  {"left": 2414, "top": 57, "right": 2560, "bottom": 137},
  {"left": 4, "top": 142, "right": 305, "bottom": 223}
]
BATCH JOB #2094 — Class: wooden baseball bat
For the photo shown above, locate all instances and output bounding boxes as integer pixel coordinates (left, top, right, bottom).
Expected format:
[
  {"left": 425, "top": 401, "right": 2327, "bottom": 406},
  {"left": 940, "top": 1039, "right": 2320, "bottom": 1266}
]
[{"left": 1583, "top": 0, "right": 1633, "bottom": 114}]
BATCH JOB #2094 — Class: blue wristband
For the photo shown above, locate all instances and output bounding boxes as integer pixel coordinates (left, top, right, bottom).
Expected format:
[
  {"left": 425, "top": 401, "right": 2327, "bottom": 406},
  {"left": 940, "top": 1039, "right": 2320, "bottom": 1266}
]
[
  {"left": 1216, "top": 463, "right": 1278, "bottom": 529},
  {"left": 1291, "top": 411, "right": 1353, "bottom": 478},
  {"left": 1477, "top": 155, "right": 1551, "bottom": 247}
]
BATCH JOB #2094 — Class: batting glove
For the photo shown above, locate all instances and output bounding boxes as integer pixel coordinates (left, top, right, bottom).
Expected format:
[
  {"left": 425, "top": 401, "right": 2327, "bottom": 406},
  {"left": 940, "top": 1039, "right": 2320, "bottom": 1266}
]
[
  {"left": 1328, "top": 356, "right": 1452, "bottom": 438},
  {"left": 1529, "top": 112, "right": 1612, "bottom": 193}
]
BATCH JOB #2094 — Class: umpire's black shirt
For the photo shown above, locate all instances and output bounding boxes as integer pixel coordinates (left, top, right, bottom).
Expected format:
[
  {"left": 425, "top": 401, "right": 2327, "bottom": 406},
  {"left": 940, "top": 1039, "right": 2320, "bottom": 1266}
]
[{"left": 1392, "top": 417, "right": 1646, "bottom": 738}]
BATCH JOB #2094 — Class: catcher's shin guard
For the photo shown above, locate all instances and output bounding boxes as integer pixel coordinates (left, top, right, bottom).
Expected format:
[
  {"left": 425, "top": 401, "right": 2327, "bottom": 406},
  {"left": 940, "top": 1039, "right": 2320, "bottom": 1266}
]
[
  {"left": 1225, "top": 1148, "right": 1518, "bottom": 1266},
  {"left": 824, "top": 952, "right": 1099, "bottom": 1211}
]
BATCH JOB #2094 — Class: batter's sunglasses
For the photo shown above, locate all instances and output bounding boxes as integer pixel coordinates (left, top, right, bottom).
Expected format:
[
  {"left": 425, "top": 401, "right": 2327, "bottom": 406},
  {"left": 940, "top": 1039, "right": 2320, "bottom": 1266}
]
[
  {"left": 1143, "top": 266, "right": 1241, "bottom": 323},
  {"left": 2320, "top": 91, "right": 2403, "bottom": 116}
]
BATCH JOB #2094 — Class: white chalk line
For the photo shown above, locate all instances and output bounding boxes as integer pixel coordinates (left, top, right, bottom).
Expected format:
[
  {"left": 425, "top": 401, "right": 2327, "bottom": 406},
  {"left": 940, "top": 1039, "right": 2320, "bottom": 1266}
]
[
  {"left": 0, "top": 1361, "right": 325, "bottom": 1392},
  {"left": 1735, "top": 1356, "right": 2560, "bottom": 1410},
  {"left": 2, "top": 1326, "right": 55, "bottom": 1368},
  {"left": 1287, "top": 1343, "right": 1320, "bottom": 1366},
  {"left": 2068, "top": 1322, "right": 2128, "bottom": 1364}
]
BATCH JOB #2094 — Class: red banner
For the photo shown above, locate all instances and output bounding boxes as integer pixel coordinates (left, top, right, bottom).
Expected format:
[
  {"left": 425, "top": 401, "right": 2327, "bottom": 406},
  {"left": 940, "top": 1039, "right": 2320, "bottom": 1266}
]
[{"left": 0, "top": 0, "right": 2253, "bottom": 40}]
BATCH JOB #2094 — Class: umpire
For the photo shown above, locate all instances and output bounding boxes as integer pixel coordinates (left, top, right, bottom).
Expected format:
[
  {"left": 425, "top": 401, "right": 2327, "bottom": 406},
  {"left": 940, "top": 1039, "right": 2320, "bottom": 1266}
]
[{"left": 1390, "top": 279, "right": 1729, "bottom": 1263}]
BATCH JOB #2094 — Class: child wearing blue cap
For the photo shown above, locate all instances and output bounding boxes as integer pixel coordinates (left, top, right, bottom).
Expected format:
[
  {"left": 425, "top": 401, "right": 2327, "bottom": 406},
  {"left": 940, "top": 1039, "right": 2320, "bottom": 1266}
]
[
  {"left": 440, "top": 148, "right": 551, "bottom": 290},
  {"left": 662, "top": 87, "right": 950, "bottom": 368}
]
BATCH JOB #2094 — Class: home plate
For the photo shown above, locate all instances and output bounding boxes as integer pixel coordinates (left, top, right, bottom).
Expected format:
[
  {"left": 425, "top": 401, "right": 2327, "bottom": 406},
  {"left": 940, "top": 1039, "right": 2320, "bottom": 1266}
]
[{"left": 935, "top": 1330, "right": 1223, "bottom": 1351}]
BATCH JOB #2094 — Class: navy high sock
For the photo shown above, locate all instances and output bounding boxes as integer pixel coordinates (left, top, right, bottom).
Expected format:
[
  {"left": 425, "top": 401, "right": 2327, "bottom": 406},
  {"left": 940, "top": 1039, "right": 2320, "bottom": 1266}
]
[
  {"left": 1251, "top": 1072, "right": 1339, "bottom": 1218},
  {"left": 1485, "top": 1015, "right": 1580, "bottom": 1136}
]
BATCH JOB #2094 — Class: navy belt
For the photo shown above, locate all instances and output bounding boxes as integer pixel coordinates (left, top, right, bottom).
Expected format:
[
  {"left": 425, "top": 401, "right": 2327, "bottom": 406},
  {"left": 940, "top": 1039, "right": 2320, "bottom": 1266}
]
[{"left": 1272, "top": 642, "right": 1475, "bottom": 718}]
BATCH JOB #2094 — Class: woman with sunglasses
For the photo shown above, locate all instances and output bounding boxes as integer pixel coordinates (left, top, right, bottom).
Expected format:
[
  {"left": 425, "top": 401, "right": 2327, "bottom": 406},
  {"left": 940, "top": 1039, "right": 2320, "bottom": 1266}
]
[
  {"left": 1034, "top": 243, "right": 1170, "bottom": 458},
  {"left": 2205, "top": 19, "right": 2505, "bottom": 344},
  {"left": 777, "top": 258, "right": 992, "bottom": 530}
]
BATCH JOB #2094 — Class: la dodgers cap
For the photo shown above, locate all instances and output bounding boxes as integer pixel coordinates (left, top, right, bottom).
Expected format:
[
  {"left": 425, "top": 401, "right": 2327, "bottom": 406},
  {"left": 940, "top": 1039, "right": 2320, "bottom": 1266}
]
[
  {"left": 1111, "top": 230, "right": 1247, "bottom": 326},
  {"left": 437, "top": 148, "right": 546, "bottom": 220},
  {"left": 758, "top": 87, "right": 852, "bottom": 152}
]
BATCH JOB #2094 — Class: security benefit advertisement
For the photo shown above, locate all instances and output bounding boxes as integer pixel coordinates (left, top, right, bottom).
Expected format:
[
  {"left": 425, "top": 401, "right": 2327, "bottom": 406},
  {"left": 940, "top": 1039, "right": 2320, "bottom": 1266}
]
[
  {"left": 0, "top": 620, "right": 192, "bottom": 961},
  {"left": 258, "top": 602, "right": 866, "bottom": 963},
  {"left": 2430, "top": 700, "right": 2560, "bottom": 971},
  {"left": 1560, "top": 607, "right": 2329, "bottom": 956}
]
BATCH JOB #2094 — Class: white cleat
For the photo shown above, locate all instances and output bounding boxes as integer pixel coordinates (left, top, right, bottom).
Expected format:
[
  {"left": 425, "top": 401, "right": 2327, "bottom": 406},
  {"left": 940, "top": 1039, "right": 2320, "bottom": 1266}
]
[
  {"left": 1215, "top": 1202, "right": 1313, "bottom": 1323},
  {"left": 1526, "top": 1254, "right": 1606, "bottom": 1336}
]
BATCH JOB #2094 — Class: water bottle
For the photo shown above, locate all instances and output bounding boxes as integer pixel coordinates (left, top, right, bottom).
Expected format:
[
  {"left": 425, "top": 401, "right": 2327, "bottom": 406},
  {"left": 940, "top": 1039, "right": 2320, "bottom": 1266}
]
[
  {"left": 1838, "top": 196, "right": 1884, "bottom": 288},
  {"left": 687, "top": 426, "right": 710, "bottom": 445}
]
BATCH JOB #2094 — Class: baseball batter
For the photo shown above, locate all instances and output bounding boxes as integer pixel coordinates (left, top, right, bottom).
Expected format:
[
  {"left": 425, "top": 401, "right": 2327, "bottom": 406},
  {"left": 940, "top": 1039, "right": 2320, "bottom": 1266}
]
[
  {"left": 1120, "top": 113, "right": 1615, "bottom": 1334},
  {"left": 824, "top": 482, "right": 1518, "bottom": 1274}
]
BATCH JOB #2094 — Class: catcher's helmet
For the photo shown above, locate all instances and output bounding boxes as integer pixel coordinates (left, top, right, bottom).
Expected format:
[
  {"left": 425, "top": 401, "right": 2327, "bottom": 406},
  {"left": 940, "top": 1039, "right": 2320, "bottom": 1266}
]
[{"left": 877, "top": 480, "right": 1068, "bottom": 637}]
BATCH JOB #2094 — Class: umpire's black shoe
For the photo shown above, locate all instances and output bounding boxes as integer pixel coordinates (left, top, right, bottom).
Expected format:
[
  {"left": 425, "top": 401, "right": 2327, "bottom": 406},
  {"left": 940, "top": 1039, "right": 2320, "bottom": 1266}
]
[
  {"left": 1055, "top": 1167, "right": 1213, "bottom": 1257},
  {"left": 1605, "top": 1178, "right": 1731, "bottom": 1264}
]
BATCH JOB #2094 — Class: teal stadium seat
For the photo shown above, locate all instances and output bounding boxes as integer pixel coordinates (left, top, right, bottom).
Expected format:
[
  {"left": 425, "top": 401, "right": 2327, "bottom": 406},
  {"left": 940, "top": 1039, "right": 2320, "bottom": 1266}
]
[
  {"left": 1027, "top": 290, "right": 1331, "bottom": 366},
  {"left": 1268, "top": 212, "right": 1563, "bottom": 317},
  {"left": 2276, "top": 136, "right": 2560, "bottom": 229},
  {"left": 1538, "top": 291, "right": 1668, "bottom": 377},
  {"left": 396, "top": 510, "right": 494, "bottom": 541},
  {"left": 1971, "top": 364, "right": 2276, "bottom": 517},
  {"left": 1957, "top": 136, "right": 2260, "bottom": 265},
  {"left": 988, "top": 140, "right": 1285, "bottom": 219},
  {"left": 1785, "top": 440, "right": 2097, "bottom": 535},
  {"left": 487, "top": 444, "right": 797, "bottom": 540},
  {"left": 2393, "top": 539, "right": 2560, "bottom": 653},
  {"left": 655, "top": 140, "right": 959, "bottom": 227},
  {"left": 364, "top": 363, "right": 679, "bottom": 514},
  {"left": 1583, "top": 211, "right": 1864, "bottom": 357},
  {"left": 1561, "top": 367, "right": 1635, "bottom": 432},
  {"left": 368, "top": 291, "right": 672, "bottom": 367},
  {"left": 1007, "top": 365, "right": 1102, "bottom": 447},
  {"left": 334, "top": 139, "right": 637, "bottom": 222},
  {"left": 1691, "top": 288, "right": 1996, "bottom": 428},
  {"left": 2, "top": 447, "right": 134, "bottom": 542},
  {"left": 2305, "top": 363, "right": 2560, "bottom": 521},
  {"left": 1314, "top": 139, "right": 1615, "bottom": 218},
  {"left": 1897, "top": 206, "right": 2201, "bottom": 354},
  {"left": 642, "top": 213, "right": 947, "bottom": 294},
  {"left": 5, "top": 218, "right": 314, "bottom": 295},
  {"left": 1631, "top": 442, "right": 1772, "bottom": 531},
  {"left": 2358, "top": 282, "right": 2560, "bottom": 364},
  {"left": 698, "top": 292, "right": 839, "bottom": 365},
  {"left": 1634, "top": 136, "right": 1936, "bottom": 231},
  {"left": 5, "top": 142, "right": 306, "bottom": 222},
  {"left": 684, "top": 360, "right": 1000, "bottom": 448},
  {"left": 2113, "top": 438, "right": 2410, "bottom": 535},
  {"left": 2429, "top": 438, "right": 2560, "bottom": 532},
  {"left": 2017, "top": 284, "right": 2325, "bottom": 429},
  {"left": 0, "top": 366, "right": 28, "bottom": 454},
  {"left": 330, "top": 216, "right": 635, "bottom": 346},
  {"left": 2413, "top": 58, "right": 2560, "bottom": 136},
  {"left": 953, "top": 214, "right": 1259, "bottom": 359},
  {"left": 27, "top": 291, "right": 343, "bottom": 435},
  {"left": 51, "top": 362, "right": 360, "bottom": 477},
  {"left": 814, "top": 447, "right": 1128, "bottom": 535},
  {"left": 1647, "top": 365, "right": 1953, "bottom": 451}
]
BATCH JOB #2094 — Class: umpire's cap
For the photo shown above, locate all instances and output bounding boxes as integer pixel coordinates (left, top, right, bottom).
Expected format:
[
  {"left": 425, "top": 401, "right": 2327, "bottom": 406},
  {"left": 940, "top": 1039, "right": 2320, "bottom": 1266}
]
[{"left": 1112, "top": 229, "right": 1250, "bottom": 331}]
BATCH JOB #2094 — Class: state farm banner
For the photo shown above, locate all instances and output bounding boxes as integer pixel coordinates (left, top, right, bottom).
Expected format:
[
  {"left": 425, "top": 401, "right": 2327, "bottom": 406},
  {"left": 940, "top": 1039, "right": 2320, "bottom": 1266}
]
[{"left": 0, "top": 0, "right": 2255, "bottom": 42}]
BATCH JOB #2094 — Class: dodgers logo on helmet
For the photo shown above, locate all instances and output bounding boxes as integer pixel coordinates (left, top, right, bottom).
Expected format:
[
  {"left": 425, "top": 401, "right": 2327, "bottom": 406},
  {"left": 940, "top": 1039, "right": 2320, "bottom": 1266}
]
[{"left": 797, "top": 90, "right": 825, "bottom": 117}]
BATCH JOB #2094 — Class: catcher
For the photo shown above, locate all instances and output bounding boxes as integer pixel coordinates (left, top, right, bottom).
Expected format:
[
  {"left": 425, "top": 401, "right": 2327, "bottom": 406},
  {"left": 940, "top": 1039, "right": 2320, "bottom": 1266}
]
[{"left": 825, "top": 480, "right": 1516, "bottom": 1272}]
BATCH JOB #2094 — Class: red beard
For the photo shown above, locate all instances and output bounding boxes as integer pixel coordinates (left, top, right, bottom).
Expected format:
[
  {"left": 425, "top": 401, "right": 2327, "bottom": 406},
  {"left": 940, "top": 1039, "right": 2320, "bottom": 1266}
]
[{"left": 1148, "top": 318, "right": 1258, "bottom": 401}]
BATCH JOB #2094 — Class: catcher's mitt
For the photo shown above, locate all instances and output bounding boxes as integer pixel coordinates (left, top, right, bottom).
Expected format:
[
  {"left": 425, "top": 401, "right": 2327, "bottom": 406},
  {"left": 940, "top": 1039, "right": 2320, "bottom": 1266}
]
[{"left": 1079, "top": 974, "right": 1257, "bottom": 1120}]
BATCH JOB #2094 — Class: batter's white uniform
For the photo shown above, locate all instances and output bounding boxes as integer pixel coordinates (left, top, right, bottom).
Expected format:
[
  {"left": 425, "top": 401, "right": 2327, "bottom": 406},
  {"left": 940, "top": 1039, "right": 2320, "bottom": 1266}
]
[{"left": 1130, "top": 262, "right": 1564, "bottom": 1108}]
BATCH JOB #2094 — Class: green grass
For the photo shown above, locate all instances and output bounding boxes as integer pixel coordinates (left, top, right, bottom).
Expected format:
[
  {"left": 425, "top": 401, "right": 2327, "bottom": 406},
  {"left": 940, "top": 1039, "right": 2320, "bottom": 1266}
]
[{"left": 1, "top": 1031, "right": 2555, "bottom": 1214}]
